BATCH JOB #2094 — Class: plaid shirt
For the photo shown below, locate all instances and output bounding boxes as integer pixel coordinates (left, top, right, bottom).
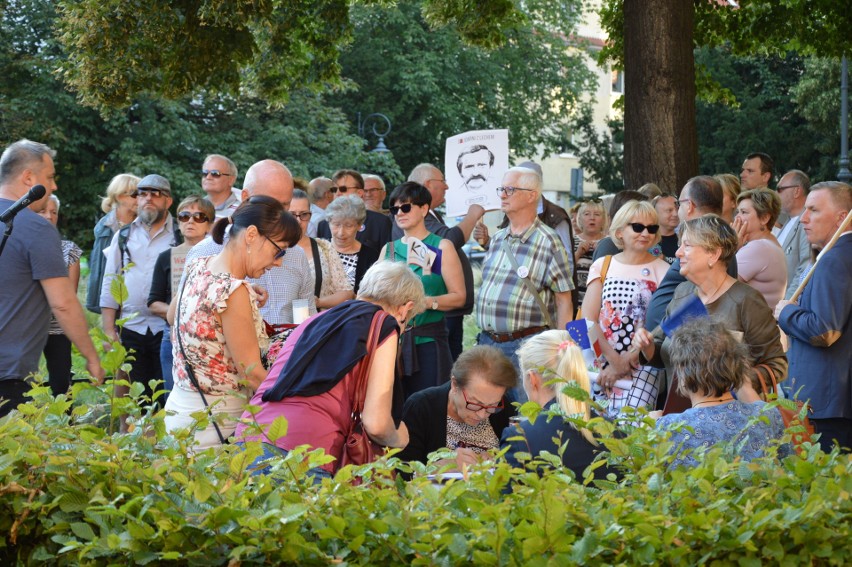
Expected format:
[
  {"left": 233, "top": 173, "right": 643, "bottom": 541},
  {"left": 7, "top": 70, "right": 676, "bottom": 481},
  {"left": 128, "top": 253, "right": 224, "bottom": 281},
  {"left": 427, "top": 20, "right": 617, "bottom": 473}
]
[{"left": 475, "top": 218, "right": 573, "bottom": 333}]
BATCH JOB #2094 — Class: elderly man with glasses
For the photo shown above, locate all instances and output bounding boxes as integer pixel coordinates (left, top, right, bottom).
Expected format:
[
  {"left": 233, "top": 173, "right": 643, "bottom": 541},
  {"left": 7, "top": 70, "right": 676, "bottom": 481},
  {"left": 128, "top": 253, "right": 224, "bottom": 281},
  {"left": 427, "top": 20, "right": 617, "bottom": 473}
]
[
  {"left": 315, "top": 169, "right": 392, "bottom": 252},
  {"left": 201, "top": 154, "right": 241, "bottom": 219},
  {"left": 474, "top": 166, "right": 574, "bottom": 403}
]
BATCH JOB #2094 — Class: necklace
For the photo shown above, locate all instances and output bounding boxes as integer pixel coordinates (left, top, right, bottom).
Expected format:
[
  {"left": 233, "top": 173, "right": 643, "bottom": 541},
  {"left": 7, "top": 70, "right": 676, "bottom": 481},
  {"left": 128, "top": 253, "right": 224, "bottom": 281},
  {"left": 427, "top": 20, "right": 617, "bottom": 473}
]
[
  {"left": 692, "top": 393, "right": 734, "bottom": 408},
  {"left": 700, "top": 276, "right": 728, "bottom": 304}
]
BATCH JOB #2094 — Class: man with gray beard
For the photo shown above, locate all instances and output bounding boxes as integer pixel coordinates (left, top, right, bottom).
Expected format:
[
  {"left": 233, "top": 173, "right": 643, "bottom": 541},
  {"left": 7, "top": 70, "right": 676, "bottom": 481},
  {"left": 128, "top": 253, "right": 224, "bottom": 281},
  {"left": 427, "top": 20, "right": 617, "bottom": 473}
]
[{"left": 100, "top": 174, "right": 180, "bottom": 407}]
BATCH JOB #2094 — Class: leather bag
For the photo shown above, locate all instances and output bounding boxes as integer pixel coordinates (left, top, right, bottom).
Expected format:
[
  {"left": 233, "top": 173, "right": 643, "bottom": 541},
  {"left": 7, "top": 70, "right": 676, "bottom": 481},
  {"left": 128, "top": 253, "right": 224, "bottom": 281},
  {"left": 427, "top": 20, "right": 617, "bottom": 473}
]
[{"left": 755, "top": 364, "right": 815, "bottom": 454}]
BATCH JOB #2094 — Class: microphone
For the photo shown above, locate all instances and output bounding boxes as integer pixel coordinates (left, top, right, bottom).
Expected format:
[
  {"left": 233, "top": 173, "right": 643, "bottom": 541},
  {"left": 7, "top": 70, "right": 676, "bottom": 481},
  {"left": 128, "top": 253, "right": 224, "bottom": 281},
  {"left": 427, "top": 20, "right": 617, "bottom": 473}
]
[{"left": 0, "top": 185, "right": 47, "bottom": 224}]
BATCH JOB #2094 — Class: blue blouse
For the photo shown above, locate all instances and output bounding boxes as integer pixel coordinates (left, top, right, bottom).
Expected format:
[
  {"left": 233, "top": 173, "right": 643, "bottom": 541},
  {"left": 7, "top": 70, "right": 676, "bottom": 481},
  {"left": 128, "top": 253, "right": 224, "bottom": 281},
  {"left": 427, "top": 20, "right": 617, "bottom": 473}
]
[{"left": 656, "top": 401, "right": 792, "bottom": 468}]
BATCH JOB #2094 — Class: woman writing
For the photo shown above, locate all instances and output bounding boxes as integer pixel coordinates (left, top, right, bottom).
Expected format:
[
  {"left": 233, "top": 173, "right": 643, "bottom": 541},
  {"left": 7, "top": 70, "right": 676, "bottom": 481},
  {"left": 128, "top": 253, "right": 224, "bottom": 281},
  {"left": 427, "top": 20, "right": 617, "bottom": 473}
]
[
  {"left": 733, "top": 188, "right": 787, "bottom": 309},
  {"left": 581, "top": 201, "right": 670, "bottom": 416},
  {"left": 399, "top": 345, "right": 517, "bottom": 471},
  {"left": 235, "top": 262, "right": 424, "bottom": 479},
  {"left": 148, "top": 195, "right": 215, "bottom": 397},
  {"left": 380, "top": 182, "right": 465, "bottom": 398},
  {"left": 501, "top": 330, "right": 614, "bottom": 480},
  {"left": 288, "top": 189, "right": 354, "bottom": 310},
  {"left": 654, "top": 319, "right": 791, "bottom": 468},
  {"left": 632, "top": 215, "right": 787, "bottom": 410},
  {"left": 325, "top": 195, "right": 379, "bottom": 292},
  {"left": 164, "top": 196, "right": 301, "bottom": 449}
]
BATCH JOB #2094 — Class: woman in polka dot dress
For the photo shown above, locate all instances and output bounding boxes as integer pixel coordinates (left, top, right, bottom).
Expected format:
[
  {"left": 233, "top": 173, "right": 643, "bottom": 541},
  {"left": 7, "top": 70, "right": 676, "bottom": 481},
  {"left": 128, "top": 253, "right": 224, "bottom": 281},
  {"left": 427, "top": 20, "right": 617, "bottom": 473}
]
[{"left": 580, "top": 201, "right": 670, "bottom": 417}]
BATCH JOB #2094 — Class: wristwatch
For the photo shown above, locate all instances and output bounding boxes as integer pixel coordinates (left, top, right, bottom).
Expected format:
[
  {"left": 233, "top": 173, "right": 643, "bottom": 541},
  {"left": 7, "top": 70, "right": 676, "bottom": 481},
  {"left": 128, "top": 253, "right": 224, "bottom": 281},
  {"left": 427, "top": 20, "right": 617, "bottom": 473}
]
[{"left": 431, "top": 299, "right": 439, "bottom": 311}]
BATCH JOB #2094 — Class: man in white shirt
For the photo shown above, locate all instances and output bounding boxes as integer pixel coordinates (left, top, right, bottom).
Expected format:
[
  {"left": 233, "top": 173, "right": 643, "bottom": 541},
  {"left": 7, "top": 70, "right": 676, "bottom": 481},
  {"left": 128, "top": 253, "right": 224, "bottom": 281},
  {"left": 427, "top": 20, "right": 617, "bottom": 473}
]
[
  {"left": 201, "top": 154, "right": 241, "bottom": 218},
  {"left": 775, "top": 169, "right": 811, "bottom": 299}
]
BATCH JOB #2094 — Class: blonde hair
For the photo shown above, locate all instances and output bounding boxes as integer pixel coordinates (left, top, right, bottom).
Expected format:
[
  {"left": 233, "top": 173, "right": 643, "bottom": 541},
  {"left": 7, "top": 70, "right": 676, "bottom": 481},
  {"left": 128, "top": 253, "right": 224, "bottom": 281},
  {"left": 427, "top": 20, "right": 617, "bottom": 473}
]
[
  {"left": 517, "top": 330, "right": 596, "bottom": 445},
  {"left": 715, "top": 173, "right": 741, "bottom": 205},
  {"left": 576, "top": 201, "right": 609, "bottom": 235},
  {"left": 609, "top": 200, "right": 661, "bottom": 249},
  {"left": 357, "top": 261, "right": 427, "bottom": 315},
  {"left": 101, "top": 173, "right": 140, "bottom": 213}
]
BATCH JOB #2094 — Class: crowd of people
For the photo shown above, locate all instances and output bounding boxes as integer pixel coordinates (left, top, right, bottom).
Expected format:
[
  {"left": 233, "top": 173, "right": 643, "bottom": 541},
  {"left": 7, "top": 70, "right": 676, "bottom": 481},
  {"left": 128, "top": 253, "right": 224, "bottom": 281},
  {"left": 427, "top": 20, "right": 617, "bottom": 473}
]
[{"left": 0, "top": 140, "right": 849, "bottom": 481}]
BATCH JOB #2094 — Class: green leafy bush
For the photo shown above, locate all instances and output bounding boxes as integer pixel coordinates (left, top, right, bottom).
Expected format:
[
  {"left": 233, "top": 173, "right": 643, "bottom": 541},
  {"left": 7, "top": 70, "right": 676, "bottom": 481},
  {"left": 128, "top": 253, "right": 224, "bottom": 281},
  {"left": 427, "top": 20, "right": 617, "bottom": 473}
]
[{"left": 0, "top": 368, "right": 849, "bottom": 566}]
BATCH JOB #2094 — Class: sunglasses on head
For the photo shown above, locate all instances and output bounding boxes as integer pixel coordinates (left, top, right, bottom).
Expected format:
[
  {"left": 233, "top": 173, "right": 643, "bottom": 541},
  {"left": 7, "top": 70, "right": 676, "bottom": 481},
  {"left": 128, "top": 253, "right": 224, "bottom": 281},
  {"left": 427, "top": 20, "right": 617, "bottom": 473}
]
[
  {"left": 177, "top": 211, "right": 210, "bottom": 223},
  {"left": 389, "top": 203, "right": 415, "bottom": 216},
  {"left": 629, "top": 222, "right": 660, "bottom": 234},
  {"left": 201, "top": 169, "right": 233, "bottom": 179}
]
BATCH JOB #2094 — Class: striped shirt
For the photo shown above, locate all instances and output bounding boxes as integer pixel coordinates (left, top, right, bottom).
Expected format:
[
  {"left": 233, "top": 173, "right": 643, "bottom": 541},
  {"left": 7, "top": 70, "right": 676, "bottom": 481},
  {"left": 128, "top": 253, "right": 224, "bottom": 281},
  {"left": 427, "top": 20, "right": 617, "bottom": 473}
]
[{"left": 475, "top": 218, "right": 573, "bottom": 333}]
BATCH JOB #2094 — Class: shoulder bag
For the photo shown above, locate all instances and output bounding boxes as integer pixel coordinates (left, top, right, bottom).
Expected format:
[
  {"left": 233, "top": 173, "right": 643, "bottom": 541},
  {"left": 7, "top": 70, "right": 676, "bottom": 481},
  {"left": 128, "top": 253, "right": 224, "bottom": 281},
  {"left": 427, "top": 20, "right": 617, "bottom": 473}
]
[{"left": 755, "top": 364, "right": 814, "bottom": 454}]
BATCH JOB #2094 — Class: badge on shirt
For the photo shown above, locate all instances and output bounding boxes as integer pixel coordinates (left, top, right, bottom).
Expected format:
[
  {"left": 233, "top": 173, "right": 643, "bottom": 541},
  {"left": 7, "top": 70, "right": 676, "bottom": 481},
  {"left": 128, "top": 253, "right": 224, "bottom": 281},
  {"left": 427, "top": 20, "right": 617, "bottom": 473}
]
[{"left": 517, "top": 265, "right": 529, "bottom": 279}]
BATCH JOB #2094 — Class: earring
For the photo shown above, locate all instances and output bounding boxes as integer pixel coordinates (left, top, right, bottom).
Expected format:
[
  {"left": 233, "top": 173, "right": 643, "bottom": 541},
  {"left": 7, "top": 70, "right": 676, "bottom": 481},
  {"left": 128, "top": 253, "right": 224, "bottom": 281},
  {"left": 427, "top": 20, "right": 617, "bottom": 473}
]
[{"left": 708, "top": 261, "right": 713, "bottom": 268}]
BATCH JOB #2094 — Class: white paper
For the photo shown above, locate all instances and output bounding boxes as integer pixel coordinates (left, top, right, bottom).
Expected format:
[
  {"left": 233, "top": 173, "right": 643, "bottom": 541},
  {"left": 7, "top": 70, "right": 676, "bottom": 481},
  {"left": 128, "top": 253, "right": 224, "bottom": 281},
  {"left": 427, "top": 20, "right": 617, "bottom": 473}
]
[{"left": 444, "top": 129, "right": 509, "bottom": 217}]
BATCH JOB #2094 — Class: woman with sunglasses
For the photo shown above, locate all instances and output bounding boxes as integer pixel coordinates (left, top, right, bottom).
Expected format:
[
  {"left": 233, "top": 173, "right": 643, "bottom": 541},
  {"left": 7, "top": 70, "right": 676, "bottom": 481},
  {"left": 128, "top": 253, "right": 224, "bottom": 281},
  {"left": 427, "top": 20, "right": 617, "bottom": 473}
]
[
  {"left": 164, "top": 196, "right": 301, "bottom": 449},
  {"left": 379, "top": 182, "right": 466, "bottom": 399},
  {"left": 581, "top": 200, "right": 670, "bottom": 417},
  {"left": 288, "top": 189, "right": 354, "bottom": 310},
  {"left": 148, "top": 196, "right": 215, "bottom": 397},
  {"left": 399, "top": 345, "right": 517, "bottom": 471}
]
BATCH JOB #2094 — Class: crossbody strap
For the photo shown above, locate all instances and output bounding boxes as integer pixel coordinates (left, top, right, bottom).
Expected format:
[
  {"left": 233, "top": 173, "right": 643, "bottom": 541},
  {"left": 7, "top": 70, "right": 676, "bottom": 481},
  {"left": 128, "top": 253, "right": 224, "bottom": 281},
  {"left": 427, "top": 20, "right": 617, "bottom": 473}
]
[
  {"left": 309, "top": 238, "right": 323, "bottom": 299},
  {"left": 176, "top": 272, "right": 227, "bottom": 445},
  {"left": 500, "top": 237, "right": 554, "bottom": 329}
]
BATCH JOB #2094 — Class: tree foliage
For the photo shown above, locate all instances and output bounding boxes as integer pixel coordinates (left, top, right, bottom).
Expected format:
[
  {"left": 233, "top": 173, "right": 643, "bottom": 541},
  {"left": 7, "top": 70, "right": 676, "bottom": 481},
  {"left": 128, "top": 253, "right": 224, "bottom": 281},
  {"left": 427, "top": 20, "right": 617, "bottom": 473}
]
[
  {"left": 566, "top": 105, "right": 624, "bottom": 194},
  {"left": 332, "top": 0, "right": 594, "bottom": 175}
]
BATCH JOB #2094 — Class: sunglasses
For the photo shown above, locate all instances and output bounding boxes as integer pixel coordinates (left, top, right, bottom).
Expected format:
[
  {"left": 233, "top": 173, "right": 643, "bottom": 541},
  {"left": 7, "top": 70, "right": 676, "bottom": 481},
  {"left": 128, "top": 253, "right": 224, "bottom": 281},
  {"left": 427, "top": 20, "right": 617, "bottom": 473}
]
[
  {"left": 201, "top": 169, "right": 233, "bottom": 179},
  {"left": 265, "top": 236, "right": 287, "bottom": 260},
  {"left": 131, "top": 188, "right": 168, "bottom": 198},
  {"left": 330, "top": 185, "right": 360, "bottom": 194},
  {"left": 177, "top": 211, "right": 210, "bottom": 223},
  {"left": 629, "top": 222, "right": 660, "bottom": 234},
  {"left": 389, "top": 203, "right": 414, "bottom": 216}
]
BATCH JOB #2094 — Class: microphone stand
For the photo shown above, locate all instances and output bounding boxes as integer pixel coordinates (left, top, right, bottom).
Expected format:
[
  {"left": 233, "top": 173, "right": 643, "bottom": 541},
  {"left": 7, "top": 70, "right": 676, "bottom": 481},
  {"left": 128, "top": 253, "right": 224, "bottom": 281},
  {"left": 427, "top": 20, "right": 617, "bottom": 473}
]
[{"left": 0, "top": 216, "right": 14, "bottom": 259}]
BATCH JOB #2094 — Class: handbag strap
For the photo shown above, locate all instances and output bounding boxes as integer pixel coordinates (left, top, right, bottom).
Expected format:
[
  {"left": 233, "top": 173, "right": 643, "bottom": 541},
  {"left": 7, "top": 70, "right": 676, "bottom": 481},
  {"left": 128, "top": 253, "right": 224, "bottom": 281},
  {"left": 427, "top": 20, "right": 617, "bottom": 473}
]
[
  {"left": 500, "top": 237, "right": 554, "bottom": 328},
  {"left": 176, "top": 272, "right": 228, "bottom": 445},
  {"left": 309, "top": 238, "right": 323, "bottom": 299},
  {"left": 754, "top": 363, "right": 778, "bottom": 399},
  {"left": 350, "top": 310, "right": 390, "bottom": 416}
]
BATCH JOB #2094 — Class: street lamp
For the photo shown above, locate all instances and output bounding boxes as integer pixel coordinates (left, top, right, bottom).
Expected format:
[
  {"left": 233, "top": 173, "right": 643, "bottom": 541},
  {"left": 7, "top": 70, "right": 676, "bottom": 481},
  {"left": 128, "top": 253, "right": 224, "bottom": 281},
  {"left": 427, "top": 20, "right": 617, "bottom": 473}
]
[
  {"left": 357, "top": 112, "right": 392, "bottom": 153},
  {"left": 838, "top": 55, "right": 851, "bottom": 183}
]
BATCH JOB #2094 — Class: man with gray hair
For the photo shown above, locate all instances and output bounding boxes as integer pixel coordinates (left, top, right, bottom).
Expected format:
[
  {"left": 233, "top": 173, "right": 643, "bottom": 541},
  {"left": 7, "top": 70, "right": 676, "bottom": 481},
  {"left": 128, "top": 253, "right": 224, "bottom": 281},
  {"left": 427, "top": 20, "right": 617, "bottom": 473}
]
[
  {"left": 0, "top": 139, "right": 103, "bottom": 416},
  {"left": 475, "top": 166, "right": 574, "bottom": 402},
  {"left": 775, "top": 169, "right": 812, "bottom": 298},
  {"left": 307, "top": 176, "right": 333, "bottom": 237},
  {"left": 201, "top": 154, "right": 241, "bottom": 219},
  {"left": 404, "top": 162, "right": 485, "bottom": 360},
  {"left": 101, "top": 173, "right": 178, "bottom": 407},
  {"left": 362, "top": 173, "right": 387, "bottom": 213}
]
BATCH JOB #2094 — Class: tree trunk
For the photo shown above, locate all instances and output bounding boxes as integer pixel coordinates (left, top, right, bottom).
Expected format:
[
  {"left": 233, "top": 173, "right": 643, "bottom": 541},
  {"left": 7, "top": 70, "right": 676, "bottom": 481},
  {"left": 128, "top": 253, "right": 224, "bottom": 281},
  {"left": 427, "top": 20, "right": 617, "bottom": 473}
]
[{"left": 623, "top": 0, "right": 698, "bottom": 195}]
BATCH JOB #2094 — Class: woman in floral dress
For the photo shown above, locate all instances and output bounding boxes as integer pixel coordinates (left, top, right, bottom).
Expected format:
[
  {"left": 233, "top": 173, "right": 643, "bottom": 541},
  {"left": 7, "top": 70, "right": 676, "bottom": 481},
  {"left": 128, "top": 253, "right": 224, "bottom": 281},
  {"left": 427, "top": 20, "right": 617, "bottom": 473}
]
[
  {"left": 164, "top": 196, "right": 301, "bottom": 449},
  {"left": 581, "top": 201, "right": 670, "bottom": 417}
]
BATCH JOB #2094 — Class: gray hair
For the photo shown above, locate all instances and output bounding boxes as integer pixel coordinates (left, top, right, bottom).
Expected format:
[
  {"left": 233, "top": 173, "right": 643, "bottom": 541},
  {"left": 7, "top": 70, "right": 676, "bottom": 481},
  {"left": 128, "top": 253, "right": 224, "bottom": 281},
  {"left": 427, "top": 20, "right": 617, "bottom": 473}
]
[
  {"left": 362, "top": 174, "right": 385, "bottom": 191},
  {"left": 503, "top": 166, "right": 542, "bottom": 195},
  {"left": 681, "top": 215, "right": 739, "bottom": 266},
  {"left": 49, "top": 194, "right": 60, "bottom": 209},
  {"left": 308, "top": 177, "right": 333, "bottom": 202},
  {"left": 783, "top": 169, "right": 811, "bottom": 194},
  {"left": 325, "top": 194, "right": 367, "bottom": 225},
  {"left": 357, "top": 261, "right": 427, "bottom": 314},
  {"left": 0, "top": 139, "right": 56, "bottom": 186},
  {"left": 408, "top": 163, "right": 439, "bottom": 185},
  {"left": 204, "top": 153, "right": 238, "bottom": 179},
  {"left": 671, "top": 318, "right": 749, "bottom": 397}
]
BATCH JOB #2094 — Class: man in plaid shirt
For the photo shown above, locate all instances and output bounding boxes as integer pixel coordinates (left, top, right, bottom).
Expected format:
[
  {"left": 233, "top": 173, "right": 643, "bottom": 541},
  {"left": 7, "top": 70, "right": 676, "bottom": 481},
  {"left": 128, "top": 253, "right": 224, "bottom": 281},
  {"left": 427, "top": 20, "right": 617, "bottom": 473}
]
[{"left": 475, "top": 166, "right": 574, "bottom": 402}]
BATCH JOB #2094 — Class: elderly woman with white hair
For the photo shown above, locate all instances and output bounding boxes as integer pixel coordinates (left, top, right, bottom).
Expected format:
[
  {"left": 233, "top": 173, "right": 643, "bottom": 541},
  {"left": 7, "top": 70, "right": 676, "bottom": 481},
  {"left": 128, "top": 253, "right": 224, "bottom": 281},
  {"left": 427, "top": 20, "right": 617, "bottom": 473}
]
[
  {"left": 235, "top": 261, "right": 425, "bottom": 478},
  {"left": 325, "top": 194, "right": 380, "bottom": 292}
]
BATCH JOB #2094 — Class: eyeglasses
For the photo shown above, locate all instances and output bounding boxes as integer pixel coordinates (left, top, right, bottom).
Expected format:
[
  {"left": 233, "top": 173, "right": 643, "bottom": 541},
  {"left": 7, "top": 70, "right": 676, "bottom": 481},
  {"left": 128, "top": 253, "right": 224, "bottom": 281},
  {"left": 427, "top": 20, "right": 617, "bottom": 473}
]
[
  {"left": 677, "top": 198, "right": 691, "bottom": 207},
  {"left": 265, "top": 236, "right": 287, "bottom": 260},
  {"left": 201, "top": 169, "right": 234, "bottom": 179},
  {"left": 776, "top": 184, "right": 798, "bottom": 192},
  {"left": 363, "top": 187, "right": 385, "bottom": 195},
  {"left": 290, "top": 211, "right": 312, "bottom": 222},
  {"left": 389, "top": 203, "right": 414, "bottom": 216},
  {"left": 177, "top": 211, "right": 210, "bottom": 223},
  {"left": 330, "top": 185, "right": 361, "bottom": 194},
  {"left": 459, "top": 386, "right": 504, "bottom": 414},
  {"left": 132, "top": 188, "right": 169, "bottom": 199},
  {"left": 628, "top": 222, "right": 660, "bottom": 234},
  {"left": 496, "top": 186, "right": 533, "bottom": 196}
]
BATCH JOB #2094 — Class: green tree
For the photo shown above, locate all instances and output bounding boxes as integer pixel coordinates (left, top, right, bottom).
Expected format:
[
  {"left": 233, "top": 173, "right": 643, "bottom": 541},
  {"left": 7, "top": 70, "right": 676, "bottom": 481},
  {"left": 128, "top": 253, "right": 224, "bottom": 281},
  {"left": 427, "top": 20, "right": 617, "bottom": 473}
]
[{"left": 331, "top": 0, "right": 593, "bottom": 175}]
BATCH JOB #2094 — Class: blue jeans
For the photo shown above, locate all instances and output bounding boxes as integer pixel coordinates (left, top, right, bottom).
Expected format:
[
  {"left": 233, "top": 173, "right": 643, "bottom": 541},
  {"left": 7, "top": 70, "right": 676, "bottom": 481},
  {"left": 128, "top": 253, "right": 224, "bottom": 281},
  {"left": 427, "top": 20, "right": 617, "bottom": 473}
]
[
  {"left": 235, "top": 442, "right": 333, "bottom": 483},
  {"left": 476, "top": 332, "right": 527, "bottom": 404},
  {"left": 159, "top": 332, "right": 174, "bottom": 396}
]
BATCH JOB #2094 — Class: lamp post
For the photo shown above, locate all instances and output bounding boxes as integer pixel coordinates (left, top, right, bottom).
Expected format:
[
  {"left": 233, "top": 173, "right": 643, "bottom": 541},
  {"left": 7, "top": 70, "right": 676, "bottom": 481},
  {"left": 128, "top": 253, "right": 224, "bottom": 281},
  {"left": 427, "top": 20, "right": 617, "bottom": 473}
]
[
  {"left": 838, "top": 55, "right": 851, "bottom": 183},
  {"left": 357, "top": 112, "right": 392, "bottom": 153}
]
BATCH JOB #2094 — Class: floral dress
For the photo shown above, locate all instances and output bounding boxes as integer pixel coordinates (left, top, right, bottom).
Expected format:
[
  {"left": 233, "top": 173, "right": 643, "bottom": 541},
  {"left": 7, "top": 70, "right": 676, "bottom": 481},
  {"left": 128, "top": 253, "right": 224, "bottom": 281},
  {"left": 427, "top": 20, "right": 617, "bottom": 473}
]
[
  {"left": 588, "top": 256, "right": 670, "bottom": 417},
  {"left": 172, "top": 256, "right": 266, "bottom": 395}
]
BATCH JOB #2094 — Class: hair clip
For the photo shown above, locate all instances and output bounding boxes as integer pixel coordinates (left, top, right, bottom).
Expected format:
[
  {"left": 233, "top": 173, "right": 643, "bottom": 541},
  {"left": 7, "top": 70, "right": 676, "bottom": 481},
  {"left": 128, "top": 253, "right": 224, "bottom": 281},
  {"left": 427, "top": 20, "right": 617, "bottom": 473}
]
[{"left": 557, "top": 339, "right": 574, "bottom": 353}]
